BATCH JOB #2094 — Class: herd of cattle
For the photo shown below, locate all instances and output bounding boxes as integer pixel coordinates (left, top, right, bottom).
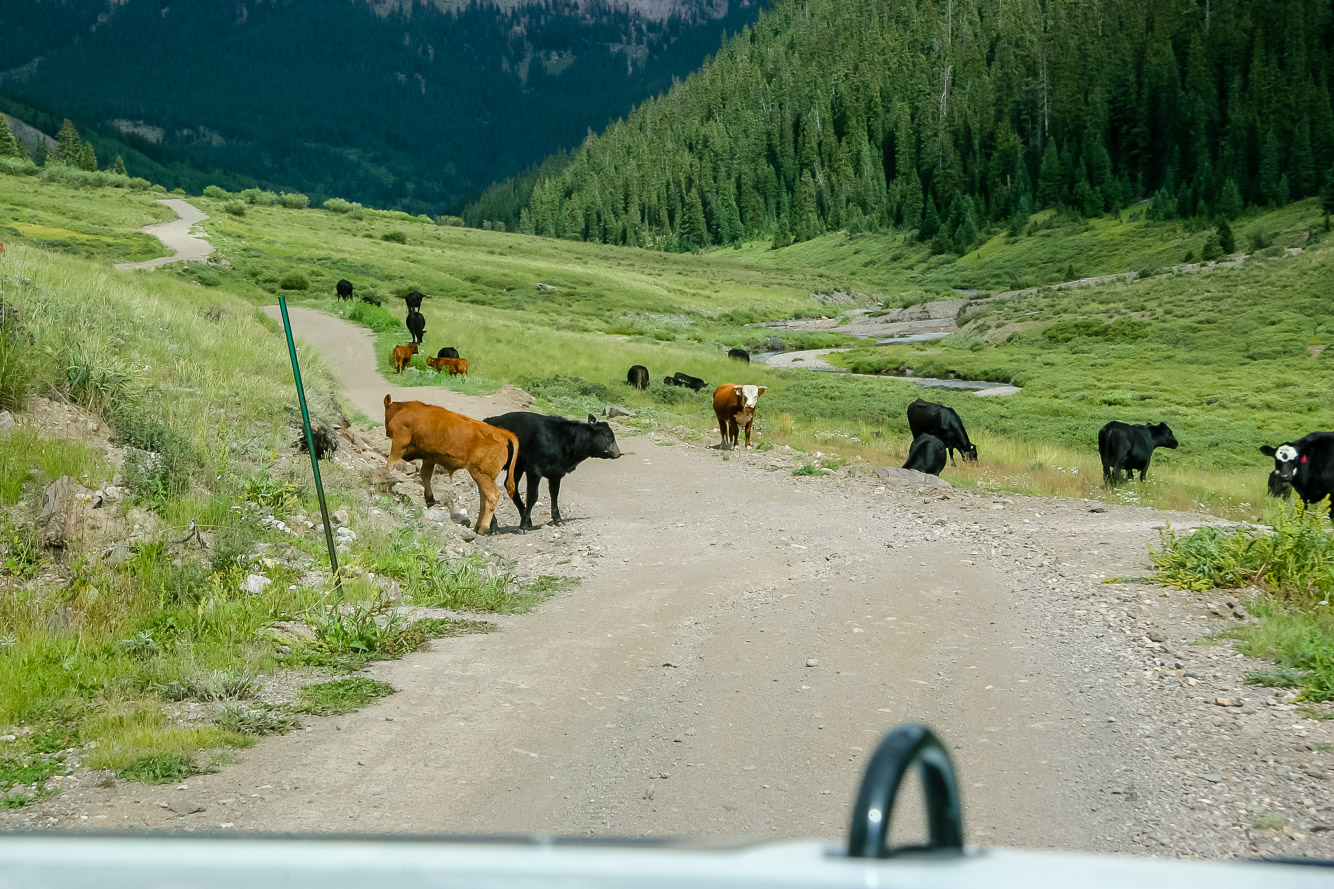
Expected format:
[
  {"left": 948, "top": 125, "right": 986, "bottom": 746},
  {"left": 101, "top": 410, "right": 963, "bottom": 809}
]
[{"left": 359, "top": 282, "right": 1334, "bottom": 533}]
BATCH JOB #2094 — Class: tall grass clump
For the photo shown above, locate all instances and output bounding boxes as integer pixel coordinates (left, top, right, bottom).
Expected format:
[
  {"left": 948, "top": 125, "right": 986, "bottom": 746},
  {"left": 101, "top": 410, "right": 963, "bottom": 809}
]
[{"left": 1152, "top": 501, "right": 1334, "bottom": 700}]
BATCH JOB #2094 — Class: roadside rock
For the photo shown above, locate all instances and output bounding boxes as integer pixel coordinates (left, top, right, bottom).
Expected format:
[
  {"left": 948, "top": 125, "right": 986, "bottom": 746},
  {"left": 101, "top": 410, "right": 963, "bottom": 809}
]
[
  {"left": 0, "top": 410, "right": 15, "bottom": 433},
  {"left": 603, "top": 406, "right": 635, "bottom": 419},
  {"left": 38, "top": 476, "right": 96, "bottom": 549},
  {"left": 873, "top": 467, "right": 951, "bottom": 488},
  {"left": 242, "top": 574, "right": 272, "bottom": 595}
]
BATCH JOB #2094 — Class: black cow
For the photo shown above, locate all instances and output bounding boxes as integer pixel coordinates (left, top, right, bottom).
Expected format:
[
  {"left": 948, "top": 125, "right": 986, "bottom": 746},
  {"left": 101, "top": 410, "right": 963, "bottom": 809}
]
[
  {"left": 484, "top": 412, "right": 623, "bottom": 533},
  {"left": 902, "top": 433, "right": 947, "bottom": 476},
  {"left": 670, "top": 372, "right": 708, "bottom": 392},
  {"left": 436, "top": 346, "right": 460, "bottom": 360},
  {"left": 336, "top": 279, "right": 354, "bottom": 300},
  {"left": 627, "top": 365, "right": 649, "bottom": 390},
  {"left": 728, "top": 348, "right": 750, "bottom": 363},
  {"left": 404, "top": 290, "right": 425, "bottom": 310},
  {"left": 406, "top": 307, "right": 425, "bottom": 345},
  {"left": 1260, "top": 432, "right": 1334, "bottom": 515},
  {"left": 1098, "top": 421, "right": 1178, "bottom": 484},
  {"left": 1267, "top": 470, "right": 1292, "bottom": 499},
  {"left": 360, "top": 294, "right": 382, "bottom": 307},
  {"left": 906, "top": 398, "right": 977, "bottom": 464}
]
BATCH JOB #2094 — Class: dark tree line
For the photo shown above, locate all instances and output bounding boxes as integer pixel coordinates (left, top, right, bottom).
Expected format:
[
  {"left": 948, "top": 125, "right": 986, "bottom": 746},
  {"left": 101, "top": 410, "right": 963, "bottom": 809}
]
[
  {"left": 492, "top": 0, "right": 1334, "bottom": 251},
  {"left": 3, "top": 0, "right": 766, "bottom": 214}
]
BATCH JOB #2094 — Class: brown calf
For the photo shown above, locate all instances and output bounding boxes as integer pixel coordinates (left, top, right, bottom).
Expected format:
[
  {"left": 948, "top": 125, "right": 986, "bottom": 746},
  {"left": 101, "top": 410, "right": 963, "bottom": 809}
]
[
  {"left": 383, "top": 395, "right": 518, "bottom": 534},
  {"left": 712, "top": 383, "right": 767, "bottom": 450},
  {"left": 425, "top": 355, "right": 467, "bottom": 375},
  {"left": 392, "top": 343, "right": 419, "bottom": 373},
  {"left": 425, "top": 355, "right": 447, "bottom": 373}
]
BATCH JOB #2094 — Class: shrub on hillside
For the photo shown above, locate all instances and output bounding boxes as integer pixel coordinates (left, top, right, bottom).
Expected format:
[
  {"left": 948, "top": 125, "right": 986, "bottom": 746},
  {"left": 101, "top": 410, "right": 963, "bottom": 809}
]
[
  {"left": 1248, "top": 226, "right": 1274, "bottom": 251},
  {"left": 381, "top": 231, "right": 408, "bottom": 244},
  {"left": 223, "top": 200, "right": 246, "bottom": 217},
  {"left": 202, "top": 185, "right": 228, "bottom": 199},
  {"left": 279, "top": 272, "right": 310, "bottom": 291},
  {"left": 0, "top": 157, "right": 38, "bottom": 177},
  {"left": 280, "top": 192, "right": 309, "bottom": 210},
  {"left": 240, "top": 188, "right": 280, "bottom": 206},
  {"left": 345, "top": 299, "right": 399, "bottom": 332},
  {"left": 322, "top": 197, "right": 353, "bottom": 213}
]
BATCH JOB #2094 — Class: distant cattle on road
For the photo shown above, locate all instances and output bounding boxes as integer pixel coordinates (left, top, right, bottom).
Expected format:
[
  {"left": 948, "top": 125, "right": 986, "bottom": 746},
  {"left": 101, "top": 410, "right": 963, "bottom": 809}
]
[
  {"left": 336, "top": 279, "right": 354, "bottom": 300},
  {"left": 906, "top": 398, "right": 977, "bottom": 464},
  {"left": 902, "top": 433, "right": 947, "bottom": 476},
  {"left": 713, "top": 383, "right": 766, "bottom": 449},
  {"left": 383, "top": 395, "right": 518, "bottom": 534},
  {"left": 1098, "top": 421, "right": 1178, "bottom": 484},
  {"left": 1261, "top": 432, "right": 1334, "bottom": 515},
  {"left": 627, "top": 365, "right": 649, "bottom": 390},
  {"left": 727, "top": 348, "right": 750, "bottom": 363},
  {"left": 484, "top": 412, "right": 623, "bottom": 533},
  {"left": 392, "top": 343, "right": 418, "bottom": 373}
]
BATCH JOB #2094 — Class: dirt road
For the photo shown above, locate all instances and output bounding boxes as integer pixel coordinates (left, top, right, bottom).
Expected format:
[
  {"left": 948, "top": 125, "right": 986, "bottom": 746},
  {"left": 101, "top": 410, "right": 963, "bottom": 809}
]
[
  {"left": 10, "top": 308, "right": 1330, "bottom": 859},
  {"left": 114, "top": 199, "right": 214, "bottom": 270}
]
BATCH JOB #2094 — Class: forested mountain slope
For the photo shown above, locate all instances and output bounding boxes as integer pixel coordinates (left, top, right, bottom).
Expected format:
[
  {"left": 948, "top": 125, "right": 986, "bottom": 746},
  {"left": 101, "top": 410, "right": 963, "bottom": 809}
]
[
  {"left": 0, "top": 0, "right": 764, "bottom": 212},
  {"left": 491, "top": 0, "right": 1334, "bottom": 250}
]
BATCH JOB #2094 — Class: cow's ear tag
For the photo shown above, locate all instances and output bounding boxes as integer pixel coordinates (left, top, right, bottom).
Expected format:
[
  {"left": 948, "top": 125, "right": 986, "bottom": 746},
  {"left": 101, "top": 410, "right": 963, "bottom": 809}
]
[{"left": 1301, "top": 455, "right": 1308, "bottom": 463}]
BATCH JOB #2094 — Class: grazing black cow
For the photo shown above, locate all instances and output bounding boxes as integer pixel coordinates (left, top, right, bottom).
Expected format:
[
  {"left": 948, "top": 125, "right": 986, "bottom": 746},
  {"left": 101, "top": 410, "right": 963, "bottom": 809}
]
[
  {"left": 902, "top": 433, "right": 947, "bottom": 476},
  {"left": 671, "top": 372, "right": 708, "bottom": 392},
  {"left": 484, "top": 412, "right": 623, "bottom": 533},
  {"left": 906, "top": 398, "right": 977, "bottom": 464},
  {"left": 405, "top": 307, "right": 425, "bottom": 345},
  {"left": 1098, "top": 421, "right": 1178, "bottom": 484},
  {"left": 728, "top": 348, "right": 750, "bottom": 364},
  {"left": 360, "top": 294, "right": 382, "bottom": 307},
  {"left": 627, "top": 365, "right": 649, "bottom": 390},
  {"left": 436, "top": 346, "right": 460, "bottom": 360},
  {"left": 336, "top": 279, "right": 354, "bottom": 300},
  {"left": 1260, "top": 432, "right": 1334, "bottom": 515},
  {"left": 404, "top": 290, "right": 425, "bottom": 310}
]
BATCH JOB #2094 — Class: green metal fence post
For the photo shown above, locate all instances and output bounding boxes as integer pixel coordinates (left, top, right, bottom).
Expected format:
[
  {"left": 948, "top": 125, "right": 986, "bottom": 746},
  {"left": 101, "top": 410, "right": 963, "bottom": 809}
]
[{"left": 278, "top": 297, "right": 341, "bottom": 591}]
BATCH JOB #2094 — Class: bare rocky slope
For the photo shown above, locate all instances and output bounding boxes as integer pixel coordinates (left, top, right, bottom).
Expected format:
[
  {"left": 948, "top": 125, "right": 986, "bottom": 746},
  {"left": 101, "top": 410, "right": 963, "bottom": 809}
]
[{"left": 4, "top": 308, "right": 1330, "bottom": 861}]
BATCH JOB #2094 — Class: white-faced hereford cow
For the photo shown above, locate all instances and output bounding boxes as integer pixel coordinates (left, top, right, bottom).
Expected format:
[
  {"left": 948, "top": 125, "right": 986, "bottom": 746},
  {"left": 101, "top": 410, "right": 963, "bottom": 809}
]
[
  {"left": 1261, "top": 432, "right": 1334, "bottom": 515},
  {"left": 383, "top": 395, "right": 518, "bottom": 534},
  {"left": 713, "top": 383, "right": 767, "bottom": 449}
]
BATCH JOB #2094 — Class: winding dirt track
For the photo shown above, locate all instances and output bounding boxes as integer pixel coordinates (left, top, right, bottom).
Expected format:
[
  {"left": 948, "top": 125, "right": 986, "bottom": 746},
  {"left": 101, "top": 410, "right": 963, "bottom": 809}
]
[
  {"left": 114, "top": 199, "right": 214, "bottom": 270},
  {"left": 18, "top": 307, "right": 1302, "bottom": 856}
]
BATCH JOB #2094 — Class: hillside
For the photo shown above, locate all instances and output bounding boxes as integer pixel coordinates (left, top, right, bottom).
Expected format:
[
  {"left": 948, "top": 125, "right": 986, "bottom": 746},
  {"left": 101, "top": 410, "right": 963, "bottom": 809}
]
[
  {"left": 479, "top": 0, "right": 1334, "bottom": 250},
  {"left": 0, "top": 0, "right": 766, "bottom": 212}
]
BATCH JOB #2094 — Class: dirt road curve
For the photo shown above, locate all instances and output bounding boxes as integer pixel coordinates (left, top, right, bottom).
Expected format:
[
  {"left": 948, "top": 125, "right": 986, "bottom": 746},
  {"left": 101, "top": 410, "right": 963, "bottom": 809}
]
[
  {"left": 10, "top": 308, "right": 1330, "bottom": 860},
  {"left": 114, "top": 199, "right": 214, "bottom": 270}
]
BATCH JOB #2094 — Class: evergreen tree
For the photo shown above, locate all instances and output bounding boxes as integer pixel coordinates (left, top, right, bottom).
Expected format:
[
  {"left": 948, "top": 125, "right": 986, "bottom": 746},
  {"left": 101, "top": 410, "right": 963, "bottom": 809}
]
[
  {"left": 78, "top": 140, "right": 98, "bottom": 172},
  {"left": 1321, "top": 167, "right": 1334, "bottom": 216},
  {"left": 1217, "top": 219, "right": 1235, "bottom": 254},
  {"left": 0, "top": 115, "right": 19, "bottom": 158},
  {"left": 1036, "top": 141, "right": 1062, "bottom": 206},
  {"left": 113, "top": 155, "right": 127, "bottom": 176},
  {"left": 1217, "top": 179, "right": 1243, "bottom": 219},
  {"left": 1258, "top": 130, "right": 1282, "bottom": 205},
  {"left": 680, "top": 190, "right": 709, "bottom": 250},
  {"left": 1201, "top": 231, "right": 1222, "bottom": 261},
  {"left": 31, "top": 139, "right": 47, "bottom": 166},
  {"left": 54, "top": 119, "right": 82, "bottom": 167},
  {"left": 918, "top": 195, "right": 941, "bottom": 242},
  {"left": 1292, "top": 121, "right": 1316, "bottom": 197}
]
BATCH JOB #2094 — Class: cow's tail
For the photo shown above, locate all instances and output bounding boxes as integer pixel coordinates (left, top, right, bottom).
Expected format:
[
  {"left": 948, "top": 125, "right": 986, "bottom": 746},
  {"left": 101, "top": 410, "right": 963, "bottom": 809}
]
[{"left": 503, "top": 436, "right": 518, "bottom": 498}]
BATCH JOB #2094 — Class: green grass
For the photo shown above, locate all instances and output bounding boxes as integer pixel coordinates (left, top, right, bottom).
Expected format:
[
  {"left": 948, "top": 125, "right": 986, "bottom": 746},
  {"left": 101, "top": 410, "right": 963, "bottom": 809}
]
[
  {"left": 291, "top": 677, "right": 394, "bottom": 716},
  {"left": 1250, "top": 813, "right": 1286, "bottom": 831},
  {"left": 0, "top": 174, "right": 170, "bottom": 262},
  {"left": 1153, "top": 503, "right": 1334, "bottom": 702}
]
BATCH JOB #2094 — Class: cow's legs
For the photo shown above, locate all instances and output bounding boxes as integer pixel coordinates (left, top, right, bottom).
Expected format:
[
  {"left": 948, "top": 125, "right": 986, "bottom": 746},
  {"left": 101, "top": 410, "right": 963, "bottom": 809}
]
[
  {"left": 468, "top": 468, "right": 501, "bottom": 535},
  {"left": 548, "top": 475, "right": 564, "bottom": 525},
  {"left": 420, "top": 460, "right": 437, "bottom": 506},
  {"left": 521, "top": 472, "right": 543, "bottom": 530},
  {"left": 718, "top": 416, "right": 731, "bottom": 449},
  {"left": 742, "top": 421, "right": 753, "bottom": 448},
  {"left": 728, "top": 419, "right": 739, "bottom": 449}
]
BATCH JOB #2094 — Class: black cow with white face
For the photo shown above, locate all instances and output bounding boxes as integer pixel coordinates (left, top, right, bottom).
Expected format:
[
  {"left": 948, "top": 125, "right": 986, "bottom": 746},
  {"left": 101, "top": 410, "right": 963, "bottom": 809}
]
[
  {"left": 485, "top": 412, "right": 623, "bottom": 533},
  {"left": 1261, "top": 432, "right": 1334, "bottom": 514},
  {"left": 1098, "top": 421, "right": 1178, "bottom": 484}
]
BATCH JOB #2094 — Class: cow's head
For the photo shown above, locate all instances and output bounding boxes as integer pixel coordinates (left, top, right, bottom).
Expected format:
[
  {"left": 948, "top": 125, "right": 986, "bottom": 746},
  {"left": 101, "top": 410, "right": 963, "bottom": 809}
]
[
  {"left": 1153, "top": 422, "right": 1179, "bottom": 449},
  {"left": 962, "top": 443, "right": 979, "bottom": 462},
  {"left": 585, "top": 414, "right": 623, "bottom": 459},
  {"left": 735, "top": 384, "right": 767, "bottom": 410},
  {"left": 1261, "top": 443, "right": 1301, "bottom": 489}
]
